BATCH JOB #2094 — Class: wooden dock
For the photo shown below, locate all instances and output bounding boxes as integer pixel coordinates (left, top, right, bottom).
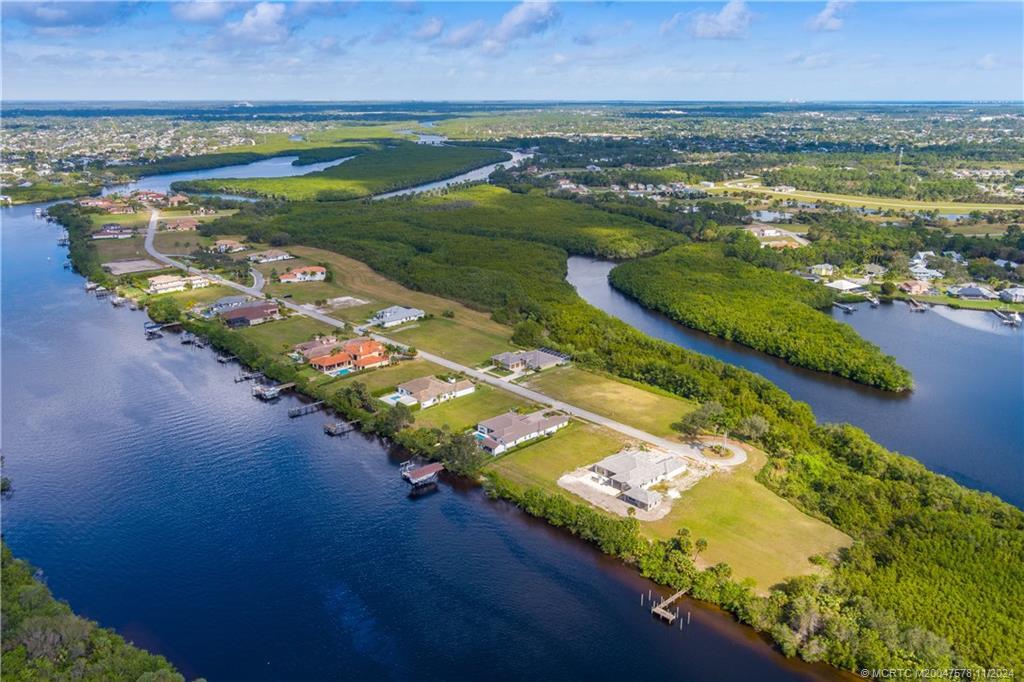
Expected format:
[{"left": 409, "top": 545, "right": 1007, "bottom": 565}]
[
  {"left": 324, "top": 421, "right": 355, "bottom": 436},
  {"left": 234, "top": 371, "right": 262, "bottom": 383},
  {"left": 252, "top": 382, "right": 295, "bottom": 400},
  {"left": 288, "top": 401, "right": 325, "bottom": 418},
  {"left": 907, "top": 298, "right": 928, "bottom": 312},
  {"left": 832, "top": 302, "right": 855, "bottom": 314},
  {"left": 650, "top": 589, "right": 688, "bottom": 624}
]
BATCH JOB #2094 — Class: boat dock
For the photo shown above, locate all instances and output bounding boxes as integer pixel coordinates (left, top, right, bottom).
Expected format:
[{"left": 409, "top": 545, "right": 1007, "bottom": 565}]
[
  {"left": 993, "top": 309, "right": 1022, "bottom": 326},
  {"left": 252, "top": 382, "right": 295, "bottom": 400},
  {"left": 288, "top": 401, "right": 325, "bottom": 418},
  {"left": 234, "top": 370, "right": 263, "bottom": 383},
  {"left": 650, "top": 589, "right": 688, "bottom": 624},
  {"left": 400, "top": 460, "right": 444, "bottom": 486},
  {"left": 832, "top": 302, "right": 855, "bottom": 314},
  {"left": 324, "top": 421, "right": 356, "bottom": 436},
  {"left": 907, "top": 298, "right": 928, "bottom": 313},
  {"left": 216, "top": 355, "right": 236, "bottom": 364}
]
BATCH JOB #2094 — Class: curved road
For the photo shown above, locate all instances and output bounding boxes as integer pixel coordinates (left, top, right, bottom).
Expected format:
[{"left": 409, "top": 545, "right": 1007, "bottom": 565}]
[{"left": 143, "top": 208, "right": 745, "bottom": 469}]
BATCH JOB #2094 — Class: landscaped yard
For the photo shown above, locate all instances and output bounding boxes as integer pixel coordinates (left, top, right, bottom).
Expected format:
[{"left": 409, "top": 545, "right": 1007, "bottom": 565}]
[
  {"left": 519, "top": 367, "right": 696, "bottom": 438},
  {"left": 643, "top": 448, "right": 851, "bottom": 591},
  {"left": 412, "top": 384, "right": 531, "bottom": 432},
  {"left": 488, "top": 421, "right": 627, "bottom": 495}
]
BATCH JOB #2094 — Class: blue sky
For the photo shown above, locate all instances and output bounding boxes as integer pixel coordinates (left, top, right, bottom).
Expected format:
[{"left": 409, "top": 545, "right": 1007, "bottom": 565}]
[{"left": 2, "top": 1, "right": 1020, "bottom": 101}]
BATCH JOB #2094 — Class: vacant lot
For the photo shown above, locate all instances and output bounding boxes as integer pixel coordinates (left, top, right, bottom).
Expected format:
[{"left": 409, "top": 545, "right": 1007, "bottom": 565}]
[
  {"left": 644, "top": 448, "right": 851, "bottom": 591},
  {"left": 413, "top": 384, "right": 531, "bottom": 432},
  {"left": 520, "top": 367, "right": 695, "bottom": 438},
  {"left": 94, "top": 236, "right": 149, "bottom": 262},
  {"left": 387, "top": 318, "right": 514, "bottom": 366},
  {"left": 235, "top": 315, "right": 338, "bottom": 356},
  {"left": 488, "top": 421, "right": 627, "bottom": 495},
  {"left": 153, "top": 232, "right": 209, "bottom": 254}
]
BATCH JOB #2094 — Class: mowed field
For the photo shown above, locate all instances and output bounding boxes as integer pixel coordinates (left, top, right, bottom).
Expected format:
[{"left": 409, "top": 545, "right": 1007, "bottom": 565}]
[
  {"left": 519, "top": 367, "right": 695, "bottom": 438},
  {"left": 234, "top": 314, "right": 338, "bottom": 356},
  {"left": 644, "top": 448, "right": 852, "bottom": 591}
]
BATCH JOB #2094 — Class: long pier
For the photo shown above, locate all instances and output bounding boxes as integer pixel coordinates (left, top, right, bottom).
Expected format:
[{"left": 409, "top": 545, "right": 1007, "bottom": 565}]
[
  {"left": 650, "top": 589, "right": 688, "bottom": 624},
  {"left": 832, "top": 302, "right": 855, "bottom": 314},
  {"left": 288, "top": 401, "right": 325, "bottom": 418}
]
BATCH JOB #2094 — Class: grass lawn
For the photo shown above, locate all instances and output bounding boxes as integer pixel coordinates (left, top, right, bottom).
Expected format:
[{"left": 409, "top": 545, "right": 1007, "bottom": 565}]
[
  {"left": 387, "top": 317, "right": 514, "bottom": 366},
  {"left": 488, "top": 421, "right": 627, "bottom": 495},
  {"left": 710, "top": 184, "right": 1023, "bottom": 214},
  {"left": 329, "top": 358, "right": 448, "bottom": 394},
  {"left": 234, "top": 315, "right": 339, "bottom": 356},
  {"left": 413, "top": 384, "right": 532, "bottom": 432},
  {"left": 644, "top": 448, "right": 851, "bottom": 592},
  {"left": 95, "top": 236, "right": 149, "bottom": 262},
  {"left": 519, "top": 367, "right": 696, "bottom": 438},
  {"left": 90, "top": 213, "right": 149, "bottom": 230},
  {"left": 153, "top": 232, "right": 209, "bottom": 254}
]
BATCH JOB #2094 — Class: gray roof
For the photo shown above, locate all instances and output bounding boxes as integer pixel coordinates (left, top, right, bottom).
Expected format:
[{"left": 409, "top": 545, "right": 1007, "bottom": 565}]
[
  {"left": 621, "top": 487, "right": 662, "bottom": 507},
  {"left": 373, "top": 305, "right": 424, "bottom": 324},
  {"left": 593, "top": 449, "right": 685, "bottom": 491},
  {"left": 478, "top": 409, "right": 568, "bottom": 446},
  {"left": 491, "top": 349, "right": 564, "bottom": 370}
]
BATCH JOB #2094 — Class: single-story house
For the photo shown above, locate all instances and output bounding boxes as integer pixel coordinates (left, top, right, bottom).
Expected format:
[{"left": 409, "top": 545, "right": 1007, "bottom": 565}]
[
  {"left": 146, "top": 274, "right": 210, "bottom": 295},
  {"left": 476, "top": 410, "right": 569, "bottom": 455},
  {"left": 248, "top": 249, "right": 293, "bottom": 264},
  {"left": 371, "top": 305, "right": 425, "bottom": 328},
  {"left": 994, "top": 259, "right": 1021, "bottom": 270},
  {"left": 591, "top": 449, "right": 686, "bottom": 493},
  {"left": 310, "top": 351, "right": 353, "bottom": 373},
  {"left": 292, "top": 336, "right": 342, "bottom": 361},
  {"left": 397, "top": 376, "right": 475, "bottom": 408},
  {"left": 999, "top": 287, "right": 1024, "bottom": 303},
  {"left": 620, "top": 487, "right": 663, "bottom": 511},
  {"left": 162, "top": 217, "right": 199, "bottom": 231},
  {"left": 214, "top": 239, "right": 246, "bottom": 253},
  {"left": 206, "top": 295, "right": 253, "bottom": 316},
  {"left": 279, "top": 265, "right": 327, "bottom": 283},
  {"left": 899, "top": 280, "right": 931, "bottom": 296},
  {"left": 863, "top": 263, "right": 888, "bottom": 278},
  {"left": 490, "top": 349, "right": 567, "bottom": 373},
  {"left": 909, "top": 265, "right": 944, "bottom": 280},
  {"left": 825, "top": 279, "right": 863, "bottom": 293},
  {"left": 949, "top": 284, "right": 998, "bottom": 300},
  {"left": 166, "top": 194, "right": 189, "bottom": 207},
  {"left": 220, "top": 301, "right": 280, "bottom": 328},
  {"left": 810, "top": 263, "right": 835, "bottom": 277}
]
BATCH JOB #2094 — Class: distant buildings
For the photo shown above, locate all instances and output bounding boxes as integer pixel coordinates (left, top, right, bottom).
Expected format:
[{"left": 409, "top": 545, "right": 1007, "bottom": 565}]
[
  {"left": 476, "top": 410, "right": 569, "bottom": 455},
  {"left": 279, "top": 266, "right": 327, "bottom": 283},
  {"left": 810, "top": 263, "right": 836, "bottom": 277},
  {"left": 396, "top": 376, "right": 475, "bottom": 408},
  {"left": 214, "top": 239, "right": 246, "bottom": 253},
  {"left": 146, "top": 274, "right": 210, "bottom": 295},
  {"left": 92, "top": 224, "right": 135, "bottom": 240},
  {"left": 371, "top": 305, "right": 425, "bottom": 328},
  {"left": 161, "top": 217, "right": 199, "bottom": 231}
]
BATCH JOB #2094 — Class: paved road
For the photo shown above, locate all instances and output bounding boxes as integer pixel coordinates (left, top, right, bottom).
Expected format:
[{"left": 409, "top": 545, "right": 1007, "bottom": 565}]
[
  {"left": 143, "top": 208, "right": 745, "bottom": 468},
  {"left": 250, "top": 267, "right": 265, "bottom": 292}
]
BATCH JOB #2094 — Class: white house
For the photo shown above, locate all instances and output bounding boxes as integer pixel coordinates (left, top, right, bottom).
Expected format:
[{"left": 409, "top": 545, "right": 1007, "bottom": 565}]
[
  {"left": 999, "top": 287, "right": 1024, "bottom": 303},
  {"left": 371, "top": 305, "right": 425, "bottom": 328},
  {"left": 476, "top": 410, "right": 569, "bottom": 455},
  {"left": 146, "top": 274, "right": 210, "bottom": 295},
  {"left": 279, "top": 266, "right": 327, "bottom": 283},
  {"left": 825, "top": 279, "right": 863, "bottom": 293},
  {"left": 810, "top": 263, "right": 836, "bottom": 277},
  {"left": 248, "top": 249, "right": 293, "bottom": 264}
]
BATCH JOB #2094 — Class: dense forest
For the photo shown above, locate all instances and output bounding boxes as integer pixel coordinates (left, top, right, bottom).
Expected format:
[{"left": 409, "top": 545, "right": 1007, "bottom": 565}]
[
  {"left": 608, "top": 243, "right": 912, "bottom": 390},
  {"left": 193, "top": 186, "right": 1023, "bottom": 672},
  {"left": 1, "top": 543, "right": 186, "bottom": 681}
]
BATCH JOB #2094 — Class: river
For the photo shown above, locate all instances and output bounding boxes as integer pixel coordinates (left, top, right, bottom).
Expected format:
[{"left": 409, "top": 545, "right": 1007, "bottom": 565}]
[
  {"left": 1, "top": 160, "right": 843, "bottom": 681},
  {"left": 566, "top": 257, "right": 1024, "bottom": 507}
]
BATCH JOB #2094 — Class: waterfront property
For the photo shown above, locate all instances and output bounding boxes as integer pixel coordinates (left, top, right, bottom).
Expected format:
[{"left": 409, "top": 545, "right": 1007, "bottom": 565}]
[
  {"left": 809, "top": 263, "right": 835, "bottom": 277},
  {"left": 395, "top": 375, "right": 475, "bottom": 408},
  {"left": 371, "top": 305, "right": 425, "bottom": 328},
  {"left": 590, "top": 448, "right": 688, "bottom": 511},
  {"left": 204, "top": 295, "right": 254, "bottom": 317},
  {"left": 899, "top": 280, "right": 932, "bottom": 296},
  {"left": 92, "top": 225, "right": 135, "bottom": 240},
  {"left": 146, "top": 274, "right": 211, "bottom": 295},
  {"left": 824, "top": 279, "right": 863, "bottom": 293},
  {"left": 248, "top": 249, "right": 293, "bottom": 264},
  {"left": 279, "top": 266, "right": 327, "bottom": 283},
  {"left": 291, "top": 336, "right": 342, "bottom": 361},
  {"left": 219, "top": 301, "right": 281, "bottom": 328},
  {"left": 476, "top": 409, "right": 570, "bottom": 455},
  {"left": 309, "top": 337, "right": 389, "bottom": 374},
  {"left": 1000, "top": 286, "right": 1024, "bottom": 303},
  {"left": 948, "top": 283, "right": 998, "bottom": 300},
  {"left": 490, "top": 349, "right": 567, "bottom": 373}
]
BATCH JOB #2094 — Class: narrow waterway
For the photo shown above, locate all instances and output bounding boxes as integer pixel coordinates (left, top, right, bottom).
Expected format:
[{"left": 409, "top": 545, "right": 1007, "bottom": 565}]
[
  {"left": 566, "top": 257, "right": 1024, "bottom": 507},
  {"left": 373, "top": 150, "right": 532, "bottom": 200},
  {"left": 1, "top": 162, "right": 844, "bottom": 681}
]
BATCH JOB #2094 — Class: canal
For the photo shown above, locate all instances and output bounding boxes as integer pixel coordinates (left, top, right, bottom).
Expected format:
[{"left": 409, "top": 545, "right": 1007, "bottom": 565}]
[
  {"left": 1, "top": 162, "right": 843, "bottom": 681},
  {"left": 566, "top": 256, "right": 1024, "bottom": 507}
]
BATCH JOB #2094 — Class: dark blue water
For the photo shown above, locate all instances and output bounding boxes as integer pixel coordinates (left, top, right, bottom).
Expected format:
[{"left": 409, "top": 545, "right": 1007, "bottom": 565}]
[
  {"left": 567, "top": 257, "right": 1024, "bottom": 507},
  {"left": 2, "top": 199, "right": 843, "bottom": 680}
]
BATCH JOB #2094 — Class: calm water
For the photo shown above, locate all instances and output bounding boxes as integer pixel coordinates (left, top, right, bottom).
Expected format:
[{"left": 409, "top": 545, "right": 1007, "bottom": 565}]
[
  {"left": 567, "top": 257, "right": 1024, "bottom": 507},
  {"left": 1, "top": 165, "right": 843, "bottom": 680}
]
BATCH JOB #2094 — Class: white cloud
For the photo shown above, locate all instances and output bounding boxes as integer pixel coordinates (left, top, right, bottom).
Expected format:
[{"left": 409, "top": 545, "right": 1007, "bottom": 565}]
[
  {"left": 786, "top": 51, "right": 834, "bottom": 69},
  {"left": 573, "top": 20, "right": 632, "bottom": 46},
  {"left": 689, "top": 0, "right": 753, "bottom": 40},
  {"left": 491, "top": 0, "right": 558, "bottom": 45},
  {"left": 806, "top": 0, "right": 851, "bottom": 32},
  {"left": 171, "top": 2, "right": 232, "bottom": 23},
  {"left": 225, "top": 2, "right": 288, "bottom": 44},
  {"left": 440, "top": 20, "right": 485, "bottom": 48},
  {"left": 413, "top": 16, "right": 444, "bottom": 41},
  {"left": 975, "top": 53, "right": 999, "bottom": 70}
]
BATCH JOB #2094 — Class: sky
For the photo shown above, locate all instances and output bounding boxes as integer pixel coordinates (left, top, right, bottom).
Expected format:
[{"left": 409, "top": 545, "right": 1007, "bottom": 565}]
[{"left": 1, "top": 0, "right": 1021, "bottom": 101}]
